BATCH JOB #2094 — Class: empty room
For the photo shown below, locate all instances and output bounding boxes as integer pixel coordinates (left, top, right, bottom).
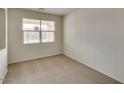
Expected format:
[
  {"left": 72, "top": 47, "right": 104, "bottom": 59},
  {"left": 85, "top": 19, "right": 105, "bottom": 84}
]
[{"left": 0, "top": 8, "right": 124, "bottom": 84}]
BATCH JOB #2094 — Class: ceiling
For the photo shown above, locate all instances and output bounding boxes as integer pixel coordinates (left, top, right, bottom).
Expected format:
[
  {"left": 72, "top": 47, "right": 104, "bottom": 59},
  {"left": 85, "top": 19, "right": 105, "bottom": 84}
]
[{"left": 24, "top": 8, "right": 77, "bottom": 16}]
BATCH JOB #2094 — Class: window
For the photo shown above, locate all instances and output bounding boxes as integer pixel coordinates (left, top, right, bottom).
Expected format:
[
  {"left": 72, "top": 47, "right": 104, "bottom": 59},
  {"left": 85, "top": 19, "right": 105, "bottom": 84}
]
[
  {"left": 42, "top": 32, "right": 54, "bottom": 43},
  {"left": 23, "top": 18, "right": 55, "bottom": 44},
  {"left": 23, "top": 18, "right": 40, "bottom": 44},
  {"left": 24, "top": 32, "right": 40, "bottom": 44},
  {"left": 41, "top": 20, "right": 55, "bottom": 43}
]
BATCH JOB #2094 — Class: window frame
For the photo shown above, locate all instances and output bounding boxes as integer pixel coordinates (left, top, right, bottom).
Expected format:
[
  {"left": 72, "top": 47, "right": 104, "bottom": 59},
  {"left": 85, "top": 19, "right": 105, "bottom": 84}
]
[
  {"left": 23, "top": 31, "right": 41, "bottom": 44},
  {"left": 22, "top": 18, "right": 55, "bottom": 44},
  {"left": 23, "top": 18, "right": 41, "bottom": 44},
  {"left": 40, "top": 20, "right": 55, "bottom": 43}
]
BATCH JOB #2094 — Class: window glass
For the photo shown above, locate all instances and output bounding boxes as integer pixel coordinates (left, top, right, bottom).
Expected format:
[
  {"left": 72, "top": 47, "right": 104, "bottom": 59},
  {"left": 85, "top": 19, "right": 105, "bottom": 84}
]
[
  {"left": 23, "top": 18, "right": 55, "bottom": 44},
  {"left": 41, "top": 20, "right": 55, "bottom": 31},
  {"left": 24, "top": 32, "right": 40, "bottom": 44},
  {"left": 23, "top": 18, "right": 40, "bottom": 31},
  {"left": 42, "top": 32, "right": 54, "bottom": 43}
]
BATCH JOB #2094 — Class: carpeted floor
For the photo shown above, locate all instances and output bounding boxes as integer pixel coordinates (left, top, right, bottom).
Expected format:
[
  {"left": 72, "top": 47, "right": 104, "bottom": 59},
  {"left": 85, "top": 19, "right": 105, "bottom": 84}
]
[{"left": 4, "top": 54, "right": 121, "bottom": 84}]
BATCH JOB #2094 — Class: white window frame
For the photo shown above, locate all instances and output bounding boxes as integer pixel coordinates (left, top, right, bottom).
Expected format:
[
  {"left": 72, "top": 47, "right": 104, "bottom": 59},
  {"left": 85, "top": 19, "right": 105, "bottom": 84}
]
[
  {"left": 41, "top": 20, "right": 55, "bottom": 43},
  {"left": 22, "top": 18, "right": 55, "bottom": 44}
]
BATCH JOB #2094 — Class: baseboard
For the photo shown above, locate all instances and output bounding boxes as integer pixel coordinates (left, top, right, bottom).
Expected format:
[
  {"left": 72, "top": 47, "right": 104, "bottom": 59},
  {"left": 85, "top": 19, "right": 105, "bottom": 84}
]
[
  {"left": 9, "top": 53, "right": 62, "bottom": 64},
  {"left": 63, "top": 53, "right": 123, "bottom": 83}
]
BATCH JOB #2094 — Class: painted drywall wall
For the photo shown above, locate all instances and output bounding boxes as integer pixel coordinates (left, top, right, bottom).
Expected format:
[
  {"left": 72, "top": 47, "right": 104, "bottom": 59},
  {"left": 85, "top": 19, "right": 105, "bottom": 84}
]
[
  {"left": 8, "top": 9, "right": 62, "bottom": 63},
  {"left": 0, "top": 9, "right": 8, "bottom": 83},
  {"left": 63, "top": 9, "right": 124, "bottom": 83},
  {"left": 0, "top": 9, "right": 5, "bottom": 49},
  {"left": 0, "top": 49, "right": 7, "bottom": 83}
]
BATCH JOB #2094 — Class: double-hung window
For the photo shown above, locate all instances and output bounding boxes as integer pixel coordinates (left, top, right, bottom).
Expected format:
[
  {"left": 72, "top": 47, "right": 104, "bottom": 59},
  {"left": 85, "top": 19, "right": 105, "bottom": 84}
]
[
  {"left": 23, "top": 18, "right": 55, "bottom": 44},
  {"left": 41, "top": 20, "right": 55, "bottom": 43}
]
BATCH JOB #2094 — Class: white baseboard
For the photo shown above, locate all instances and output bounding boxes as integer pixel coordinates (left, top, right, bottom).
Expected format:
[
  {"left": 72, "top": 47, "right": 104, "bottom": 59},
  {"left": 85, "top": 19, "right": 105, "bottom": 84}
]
[
  {"left": 9, "top": 53, "right": 62, "bottom": 64},
  {"left": 64, "top": 53, "right": 122, "bottom": 83}
]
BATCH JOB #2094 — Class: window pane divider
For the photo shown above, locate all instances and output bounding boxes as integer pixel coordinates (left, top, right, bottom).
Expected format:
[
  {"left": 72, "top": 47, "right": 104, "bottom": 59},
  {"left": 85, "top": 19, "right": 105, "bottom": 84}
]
[
  {"left": 23, "top": 30, "right": 40, "bottom": 32},
  {"left": 40, "top": 20, "right": 42, "bottom": 43},
  {"left": 42, "top": 31, "right": 55, "bottom": 32}
]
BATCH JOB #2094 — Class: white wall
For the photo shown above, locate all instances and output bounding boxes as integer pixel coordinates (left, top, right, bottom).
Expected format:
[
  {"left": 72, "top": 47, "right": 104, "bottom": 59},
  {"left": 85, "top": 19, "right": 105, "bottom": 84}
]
[
  {"left": 63, "top": 9, "right": 124, "bottom": 83},
  {"left": 0, "top": 9, "right": 8, "bottom": 83},
  {"left": 0, "top": 49, "right": 7, "bottom": 83},
  {"left": 8, "top": 9, "right": 62, "bottom": 63},
  {"left": 0, "top": 9, "right": 5, "bottom": 49}
]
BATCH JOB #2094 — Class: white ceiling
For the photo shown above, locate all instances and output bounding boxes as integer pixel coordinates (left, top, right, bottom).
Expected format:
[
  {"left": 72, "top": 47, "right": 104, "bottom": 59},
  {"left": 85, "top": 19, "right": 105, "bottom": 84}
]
[{"left": 24, "top": 8, "right": 77, "bottom": 16}]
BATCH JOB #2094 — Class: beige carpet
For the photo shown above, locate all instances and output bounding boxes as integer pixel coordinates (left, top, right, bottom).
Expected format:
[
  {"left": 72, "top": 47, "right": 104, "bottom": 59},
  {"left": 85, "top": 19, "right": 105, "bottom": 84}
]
[{"left": 4, "top": 54, "right": 120, "bottom": 84}]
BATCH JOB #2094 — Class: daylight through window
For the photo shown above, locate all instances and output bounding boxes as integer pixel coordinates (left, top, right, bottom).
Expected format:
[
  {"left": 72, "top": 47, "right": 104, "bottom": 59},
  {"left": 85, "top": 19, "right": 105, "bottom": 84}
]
[{"left": 23, "top": 18, "right": 55, "bottom": 44}]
